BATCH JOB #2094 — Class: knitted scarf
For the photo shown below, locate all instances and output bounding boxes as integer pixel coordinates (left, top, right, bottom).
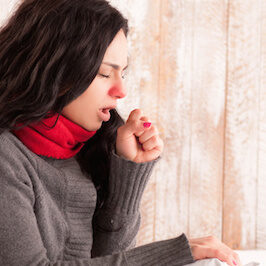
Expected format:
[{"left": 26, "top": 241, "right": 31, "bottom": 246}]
[{"left": 11, "top": 113, "right": 97, "bottom": 159}]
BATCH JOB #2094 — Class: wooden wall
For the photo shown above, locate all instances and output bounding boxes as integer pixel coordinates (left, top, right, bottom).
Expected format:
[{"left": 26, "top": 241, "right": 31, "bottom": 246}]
[
  {"left": 110, "top": 0, "right": 266, "bottom": 250},
  {"left": 1, "top": 0, "right": 265, "bottom": 250}
]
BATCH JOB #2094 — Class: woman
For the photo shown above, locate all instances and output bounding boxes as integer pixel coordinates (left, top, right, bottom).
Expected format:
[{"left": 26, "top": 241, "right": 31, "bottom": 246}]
[{"left": 0, "top": 0, "right": 241, "bottom": 265}]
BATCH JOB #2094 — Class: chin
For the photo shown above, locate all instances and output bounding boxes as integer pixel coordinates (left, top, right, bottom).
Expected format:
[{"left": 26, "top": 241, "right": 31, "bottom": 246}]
[
  {"left": 89, "top": 122, "right": 102, "bottom": 131},
  {"left": 79, "top": 123, "right": 97, "bottom": 132}
]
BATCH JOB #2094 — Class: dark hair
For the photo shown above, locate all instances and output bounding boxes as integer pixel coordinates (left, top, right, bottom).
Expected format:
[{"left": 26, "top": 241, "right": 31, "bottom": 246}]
[{"left": 0, "top": 0, "right": 128, "bottom": 209}]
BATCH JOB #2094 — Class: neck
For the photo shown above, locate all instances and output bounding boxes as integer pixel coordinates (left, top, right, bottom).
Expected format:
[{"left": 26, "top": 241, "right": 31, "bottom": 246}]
[{"left": 11, "top": 113, "right": 97, "bottom": 159}]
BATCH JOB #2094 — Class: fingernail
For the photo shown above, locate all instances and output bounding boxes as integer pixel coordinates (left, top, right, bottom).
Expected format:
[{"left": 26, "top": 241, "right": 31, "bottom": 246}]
[
  {"left": 143, "top": 122, "right": 151, "bottom": 128},
  {"left": 233, "top": 260, "right": 237, "bottom": 266}
]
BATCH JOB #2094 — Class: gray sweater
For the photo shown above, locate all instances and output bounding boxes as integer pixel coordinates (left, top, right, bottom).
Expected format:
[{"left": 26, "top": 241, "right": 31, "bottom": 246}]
[{"left": 0, "top": 130, "right": 194, "bottom": 265}]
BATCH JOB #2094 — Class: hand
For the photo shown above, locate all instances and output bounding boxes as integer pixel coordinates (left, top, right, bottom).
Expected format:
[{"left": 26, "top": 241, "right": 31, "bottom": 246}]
[
  {"left": 189, "top": 235, "right": 242, "bottom": 266},
  {"left": 115, "top": 108, "right": 164, "bottom": 163}
]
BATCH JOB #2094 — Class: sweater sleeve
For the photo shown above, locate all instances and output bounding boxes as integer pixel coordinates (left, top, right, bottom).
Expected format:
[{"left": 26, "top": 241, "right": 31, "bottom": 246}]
[
  {"left": 0, "top": 146, "right": 194, "bottom": 265},
  {"left": 90, "top": 149, "right": 195, "bottom": 265},
  {"left": 91, "top": 149, "right": 162, "bottom": 256}
]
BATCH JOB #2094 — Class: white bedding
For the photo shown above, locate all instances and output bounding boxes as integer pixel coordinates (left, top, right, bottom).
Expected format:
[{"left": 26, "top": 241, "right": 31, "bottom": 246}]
[
  {"left": 185, "top": 250, "right": 266, "bottom": 266},
  {"left": 236, "top": 250, "right": 266, "bottom": 266}
]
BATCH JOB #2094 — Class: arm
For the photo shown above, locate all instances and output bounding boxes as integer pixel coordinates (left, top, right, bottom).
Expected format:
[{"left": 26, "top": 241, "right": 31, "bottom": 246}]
[
  {"left": 0, "top": 145, "right": 194, "bottom": 265},
  {"left": 91, "top": 149, "right": 159, "bottom": 256},
  {"left": 0, "top": 138, "right": 192, "bottom": 266},
  {"left": 90, "top": 106, "right": 195, "bottom": 264},
  {"left": 91, "top": 150, "right": 195, "bottom": 265}
]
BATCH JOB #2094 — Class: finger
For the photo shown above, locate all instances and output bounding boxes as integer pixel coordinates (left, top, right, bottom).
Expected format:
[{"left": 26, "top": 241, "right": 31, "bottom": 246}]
[
  {"left": 135, "top": 121, "right": 152, "bottom": 137},
  {"left": 125, "top": 109, "right": 152, "bottom": 136},
  {"left": 126, "top": 108, "right": 143, "bottom": 123},
  {"left": 135, "top": 116, "right": 150, "bottom": 137},
  {"left": 205, "top": 248, "right": 235, "bottom": 266},
  {"left": 142, "top": 135, "right": 158, "bottom": 151},
  {"left": 140, "top": 116, "right": 149, "bottom": 121},
  {"left": 220, "top": 243, "right": 241, "bottom": 266},
  {"left": 142, "top": 136, "right": 163, "bottom": 153},
  {"left": 140, "top": 145, "right": 161, "bottom": 162},
  {"left": 120, "top": 120, "right": 150, "bottom": 139},
  {"left": 232, "top": 252, "right": 242, "bottom": 266},
  {"left": 138, "top": 125, "right": 159, "bottom": 143}
]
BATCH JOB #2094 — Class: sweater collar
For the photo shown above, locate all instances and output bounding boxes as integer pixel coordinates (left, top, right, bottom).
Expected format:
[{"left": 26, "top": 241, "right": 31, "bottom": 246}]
[{"left": 11, "top": 113, "right": 97, "bottom": 159}]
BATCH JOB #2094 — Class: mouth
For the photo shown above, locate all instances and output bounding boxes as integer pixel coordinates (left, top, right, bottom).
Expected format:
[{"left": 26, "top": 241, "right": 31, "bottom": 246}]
[
  {"left": 98, "top": 105, "right": 116, "bottom": 122},
  {"left": 98, "top": 108, "right": 111, "bottom": 121}
]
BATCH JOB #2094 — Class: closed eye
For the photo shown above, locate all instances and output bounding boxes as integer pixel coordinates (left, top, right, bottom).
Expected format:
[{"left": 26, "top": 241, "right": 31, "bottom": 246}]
[{"left": 98, "top": 73, "right": 110, "bottom": 78}]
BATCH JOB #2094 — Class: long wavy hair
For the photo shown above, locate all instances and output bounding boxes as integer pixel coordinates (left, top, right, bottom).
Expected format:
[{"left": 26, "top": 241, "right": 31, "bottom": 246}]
[{"left": 0, "top": 0, "right": 128, "bottom": 210}]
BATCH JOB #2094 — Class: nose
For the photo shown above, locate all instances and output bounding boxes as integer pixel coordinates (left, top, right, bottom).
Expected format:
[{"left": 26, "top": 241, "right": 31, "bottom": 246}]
[{"left": 108, "top": 78, "right": 127, "bottom": 99}]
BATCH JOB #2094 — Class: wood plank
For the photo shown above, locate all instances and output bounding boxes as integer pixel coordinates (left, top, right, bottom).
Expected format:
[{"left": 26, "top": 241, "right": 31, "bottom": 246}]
[
  {"left": 0, "top": 0, "right": 20, "bottom": 27},
  {"left": 188, "top": 0, "right": 227, "bottom": 240},
  {"left": 155, "top": 0, "right": 227, "bottom": 243},
  {"left": 257, "top": 0, "right": 266, "bottom": 250},
  {"left": 223, "top": 0, "right": 261, "bottom": 249},
  {"left": 154, "top": 0, "right": 194, "bottom": 242},
  {"left": 110, "top": 0, "right": 161, "bottom": 246}
]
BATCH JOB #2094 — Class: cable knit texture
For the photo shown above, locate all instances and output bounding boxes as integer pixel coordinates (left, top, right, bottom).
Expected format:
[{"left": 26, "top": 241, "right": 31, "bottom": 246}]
[{"left": 0, "top": 130, "right": 195, "bottom": 265}]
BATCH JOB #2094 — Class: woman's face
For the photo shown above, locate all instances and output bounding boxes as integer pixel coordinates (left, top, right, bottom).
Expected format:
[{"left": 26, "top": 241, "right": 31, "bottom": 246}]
[{"left": 62, "top": 29, "right": 128, "bottom": 131}]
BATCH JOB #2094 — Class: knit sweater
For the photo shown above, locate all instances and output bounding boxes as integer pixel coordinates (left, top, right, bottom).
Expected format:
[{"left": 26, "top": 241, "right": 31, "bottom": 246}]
[{"left": 0, "top": 130, "right": 195, "bottom": 265}]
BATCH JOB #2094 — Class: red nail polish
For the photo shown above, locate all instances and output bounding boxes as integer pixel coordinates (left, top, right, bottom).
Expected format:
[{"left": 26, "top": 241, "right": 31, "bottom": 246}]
[
  {"left": 143, "top": 122, "right": 151, "bottom": 128},
  {"left": 233, "top": 260, "right": 237, "bottom": 266}
]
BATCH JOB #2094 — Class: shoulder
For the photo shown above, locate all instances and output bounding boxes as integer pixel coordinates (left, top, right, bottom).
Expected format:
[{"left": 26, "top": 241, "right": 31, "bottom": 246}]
[
  {"left": 0, "top": 130, "right": 38, "bottom": 161},
  {"left": 0, "top": 130, "right": 38, "bottom": 185}
]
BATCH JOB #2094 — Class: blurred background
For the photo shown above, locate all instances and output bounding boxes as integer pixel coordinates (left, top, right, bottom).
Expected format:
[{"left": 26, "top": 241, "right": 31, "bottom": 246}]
[{"left": 1, "top": 0, "right": 265, "bottom": 251}]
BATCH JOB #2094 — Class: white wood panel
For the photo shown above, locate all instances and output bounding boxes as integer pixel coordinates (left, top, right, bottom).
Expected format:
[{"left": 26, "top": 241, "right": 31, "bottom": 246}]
[
  {"left": 154, "top": 0, "right": 193, "bottom": 242},
  {"left": 223, "top": 0, "right": 261, "bottom": 249},
  {"left": 110, "top": 0, "right": 161, "bottom": 246},
  {"left": 257, "top": 0, "right": 266, "bottom": 250},
  {"left": 188, "top": 0, "right": 227, "bottom": 239}
]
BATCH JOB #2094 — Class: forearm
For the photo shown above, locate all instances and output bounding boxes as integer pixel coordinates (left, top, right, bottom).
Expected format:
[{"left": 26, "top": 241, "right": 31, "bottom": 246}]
[{"left": 91, "top": 149, "right": 160, "bottom": 256}]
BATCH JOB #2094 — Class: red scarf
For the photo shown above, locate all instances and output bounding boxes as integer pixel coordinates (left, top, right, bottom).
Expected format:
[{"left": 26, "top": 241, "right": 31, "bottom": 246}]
[{"left": 11, "top": 113, "right": 97, "bottom": 159}]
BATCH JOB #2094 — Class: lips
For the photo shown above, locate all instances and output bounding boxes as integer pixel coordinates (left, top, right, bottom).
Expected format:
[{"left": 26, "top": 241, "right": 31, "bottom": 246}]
[
  {"left": 100, "top": 105, "right": 117, "bottom": 110},
  {"left": 98, "top": 106, "right": 116, "bottom": 122}
]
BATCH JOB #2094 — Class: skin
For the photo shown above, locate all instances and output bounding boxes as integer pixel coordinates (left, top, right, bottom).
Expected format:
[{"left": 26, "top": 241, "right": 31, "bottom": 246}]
[
  {"left": 61, "top": 28, "right": 242, "bottom": 266},
  {"left": 62, "top": 29, "right": 128, "bottom": 131},
  {"left": 189, "top": 236, "right": 242, "bottom": 266}
]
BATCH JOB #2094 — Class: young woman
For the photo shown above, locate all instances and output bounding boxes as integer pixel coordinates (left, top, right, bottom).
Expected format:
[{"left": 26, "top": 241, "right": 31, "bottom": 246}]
[{"left": 0, "top": 0, "right": 241, "bottom": 265}]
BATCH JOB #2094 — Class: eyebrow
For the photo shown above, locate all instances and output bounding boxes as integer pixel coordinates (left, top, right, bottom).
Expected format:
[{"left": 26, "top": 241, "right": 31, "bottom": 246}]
[{"left": 102, "top": 62, "right": 128, "bottom": 70}]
